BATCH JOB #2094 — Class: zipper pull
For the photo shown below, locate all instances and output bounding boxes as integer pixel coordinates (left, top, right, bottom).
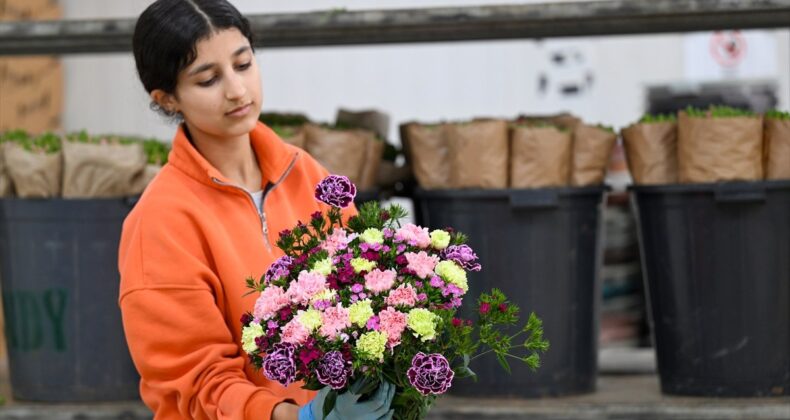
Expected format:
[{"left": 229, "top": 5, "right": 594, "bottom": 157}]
[{"left": 261, "top": 211, "right": 273, "bottom": 252}]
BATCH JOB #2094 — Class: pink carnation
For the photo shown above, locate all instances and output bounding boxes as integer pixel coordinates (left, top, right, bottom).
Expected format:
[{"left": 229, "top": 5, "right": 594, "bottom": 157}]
[
  {"left": 254, "top": 286, "right": 289, "bottom": 321},
  {"left": 395, "top": 224, "right": 431, "bottom": 248},
  {"left": 321, "top": 229, "right": 349, "bottom": 257},
  {"left": 385, "top": 284, "right": 419, "bottom": 307},
  {"left": 281, "top": 318, "right": 310, "bottom": 344},
  {"left": 404, "top": 251, "right": 440, "bottom": 279},
  {"left": 364, "top": 269, "right": 397, "bottom": 294},
  {"left": 320, "top": 304, "right": 351, "bottom": 339},
  {"left": 379, "top": 307, "right": 408, "bottom": 347},
  {"left": 287, "top": 271, "right": 328, "bottom": 305}
]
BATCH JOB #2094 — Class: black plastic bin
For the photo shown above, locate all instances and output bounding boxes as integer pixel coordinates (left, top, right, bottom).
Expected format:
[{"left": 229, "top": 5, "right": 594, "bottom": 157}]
[
  {"left": 630, "top": 181, "right": 790, "bottom": 397},
  {"left": 0, "top": 198, "right": 140, "bottom": 401},
  {"left": 414, "top": 186, "right": 607, "bottom": 397}
]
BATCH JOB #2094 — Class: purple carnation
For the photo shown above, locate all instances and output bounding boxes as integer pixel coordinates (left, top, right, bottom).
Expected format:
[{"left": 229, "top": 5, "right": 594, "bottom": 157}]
[
  {"left": 315, "top": 351, "right": 351, "bottom": 390},
  {"left": 315, "top": 175, "right": 357, "bottom": 208},
  {"left": 440, "top": 245, "right": 482, "bottom": 272},
  {"left": 263, "top": 343, "right": 298, "bottom": 386},
  {"left": 265, "top": 256, "right": 294, "bottom": 283},
  {"left": 407, "top": 352, "right": 455, "bottom": 395}
]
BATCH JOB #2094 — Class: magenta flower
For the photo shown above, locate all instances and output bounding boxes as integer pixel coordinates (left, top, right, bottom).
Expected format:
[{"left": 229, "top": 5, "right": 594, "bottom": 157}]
[
  {"left": 440, "top": 245, "right": 482, "bottom": 272},
  {"left": 315, "top": 175, "right": 357, "bottom": 208},
  {"left": 263, "top": 343, "right": 298, "bottom": 386},
  {"left": 264, "top": 256, "right": 294, "bottom": 283},
  {"left": 316, "top": 351, "right": 351, "bottom": 389},
  {"left": 407, "top": 352, "right": 455, "bottom": 395}
]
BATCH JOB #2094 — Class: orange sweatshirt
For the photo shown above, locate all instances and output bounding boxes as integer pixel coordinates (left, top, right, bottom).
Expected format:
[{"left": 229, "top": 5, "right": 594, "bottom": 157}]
[{"left": 119, "top": 122, "right": 352, "bottom": 419}]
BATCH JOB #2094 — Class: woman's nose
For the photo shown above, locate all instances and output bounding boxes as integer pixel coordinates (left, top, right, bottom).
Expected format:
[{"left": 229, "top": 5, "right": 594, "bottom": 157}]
[{"left": 224, "top": 72, "right": 247, "bottom": 100}]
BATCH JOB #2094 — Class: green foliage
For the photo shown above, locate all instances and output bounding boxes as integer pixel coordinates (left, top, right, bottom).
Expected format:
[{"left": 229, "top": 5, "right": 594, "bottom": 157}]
[
  {"left": 0, "top": 129, "right": 169, "bottom": 163},
  {"left": 271, "top": 125, "right": 301, "bottom": 139},
  {"left": 685, "top": 105, "right": 756, "bottom": 118},
  {"left": 638, "top": 113, "right": 677, "bottom": 124},
  {"left": 764, "top": 109, "right": 790, "bottom": 120},
  {"left": 259, "top": 112, "right": 310, "bottom": 127},
  {"left": 596, "top": 123, "right": 615, "bottom": 133},
  {"left": 347, "top": 201, "right": 408, "bottom": 233}
]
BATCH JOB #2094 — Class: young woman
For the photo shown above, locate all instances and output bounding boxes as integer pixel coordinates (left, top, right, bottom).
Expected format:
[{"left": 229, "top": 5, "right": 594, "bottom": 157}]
[{"left": 119, "top": 1, "right": 394, "bottom": 419}]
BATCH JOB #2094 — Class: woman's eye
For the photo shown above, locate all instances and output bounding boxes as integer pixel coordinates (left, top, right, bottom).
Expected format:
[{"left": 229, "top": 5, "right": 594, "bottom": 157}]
[
  {"left": 198, "top": 76, "right": 217, "bottom": 87},
  {"left": 237, "top": 62, "right": 252, "bottom": 70}
]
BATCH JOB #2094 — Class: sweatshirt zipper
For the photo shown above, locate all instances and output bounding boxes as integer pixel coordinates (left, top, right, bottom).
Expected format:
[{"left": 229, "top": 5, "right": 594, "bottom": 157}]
[{"left": 211, "top": 152, "right": 299, "bottom": 252}]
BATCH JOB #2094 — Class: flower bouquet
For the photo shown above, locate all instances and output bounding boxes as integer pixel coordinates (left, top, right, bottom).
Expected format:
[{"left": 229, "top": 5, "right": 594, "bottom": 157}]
[{"left": 241, "top": 175, "right": 548, "bottom": 419}]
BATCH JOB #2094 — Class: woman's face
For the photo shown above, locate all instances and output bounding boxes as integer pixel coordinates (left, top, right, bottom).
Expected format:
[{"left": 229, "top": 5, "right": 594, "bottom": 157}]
[{"left": 159, "top": 28, "right": 262, "bottom": 139}]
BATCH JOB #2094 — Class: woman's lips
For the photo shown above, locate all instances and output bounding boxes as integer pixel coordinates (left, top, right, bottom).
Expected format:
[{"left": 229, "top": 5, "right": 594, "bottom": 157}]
[{"left": 226, "top": 103, "right": 252, "bottom": 117}]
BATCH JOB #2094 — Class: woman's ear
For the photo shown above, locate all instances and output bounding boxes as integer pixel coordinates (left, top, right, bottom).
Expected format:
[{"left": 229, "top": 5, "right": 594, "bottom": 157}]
[{"left": 150, "top": 89, "right": 179, "bottom": 115}]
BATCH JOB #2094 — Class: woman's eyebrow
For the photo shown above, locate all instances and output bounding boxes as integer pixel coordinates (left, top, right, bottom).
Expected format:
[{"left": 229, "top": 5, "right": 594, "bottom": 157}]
[{"left": 188, "top": 46, "right": 252, "bottom": 76}]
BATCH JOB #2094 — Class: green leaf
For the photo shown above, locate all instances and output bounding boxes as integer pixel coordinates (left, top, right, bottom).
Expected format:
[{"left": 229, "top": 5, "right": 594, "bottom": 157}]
[
  {"left": 323, "top": 389, "right": 338, "bottom": 418},
  {"left": 495, "top": 352, "right": 511, "bottom": 375}
]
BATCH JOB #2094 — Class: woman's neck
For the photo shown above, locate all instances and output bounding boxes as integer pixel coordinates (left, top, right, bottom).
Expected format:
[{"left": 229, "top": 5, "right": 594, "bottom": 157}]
[{"left": 183, "top": 122, "right": 262, "bottom": 192}]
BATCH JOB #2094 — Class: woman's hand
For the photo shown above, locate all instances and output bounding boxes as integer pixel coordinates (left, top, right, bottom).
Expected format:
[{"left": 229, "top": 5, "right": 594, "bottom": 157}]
[{"left": 301, "top": 381, "right": 395, "bottom": 420}]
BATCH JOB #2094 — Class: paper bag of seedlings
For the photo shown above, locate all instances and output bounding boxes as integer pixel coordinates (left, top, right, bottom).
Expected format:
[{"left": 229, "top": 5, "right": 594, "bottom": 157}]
[
  {"left": 336, "top": 108, "right": 390, "bottom": 141},
  {"left": 571, "top": 124, "right": 617, "bottom": 186},
  {"left": 445, "top": 119, "right": 509, "bottom": 189},
  {"left": 763, "top": 110, "right": 790, "bottom": 180},
  {"left": 514, "top": 112, "right": 582, "bottom": 132},
  {"left": 3, "top": 132, "right": 62, "bottom": 198},
  {"left": 272, "top": 125, "right": 306, "bottom": 149},
  {"left": 0, "top": 130, "right": 27, "bottom": 197},
  {"left": 510, "top": 123, "right": 572, "bottom": 188},
  {"left": 400, "top": 122, "right": 450, "bottom": 189},
  {"left": 678, "top": 106, "right": 763, "bottom": 183},
  {"left": 304, "top": 124, "right": 368, "bottom": 186},
  {"left": 129, "top": 138, "right": 170, "bottom": 195},
  {"left": 621, "top": 114, "right": 678, "bottom": 185},
  {"left": 61, "top": 135, "right": 148, "bottom": 198},
  {"left": 352, "top": 129, "right": 385, "bottom": 191}
]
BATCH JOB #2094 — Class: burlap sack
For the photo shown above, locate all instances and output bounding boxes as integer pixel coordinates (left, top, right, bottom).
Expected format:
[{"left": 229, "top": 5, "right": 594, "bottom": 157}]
[
  {"left": 354, "top": 129, "right": 385, "bottom": 191},
  {"left": 129, "top": 164, "right": 162, "bottom": 195},
  {"left": 3, "top": 142, "right": 62, "bottom": 198},
  {"left": 445, "top": 119, "right": 509, "bottom": 189},
  {"left": 621, "top": 122, "right": 678, "bottom": 185},
  {"left": 764, "top": 118, "right": 790, "bottom": 180},
  {"left": 336, "top": 109, "right": 390, "bottom": 141},
  {"left": 571, "top": 124, "right": 618, "bottom": 186},
  {"left": 61, "top": 140, "right": 148, "bottom": 198},
  {"left": 678, "top": 112, "right": 763, "bottom": 183},
  {"left": 401, "top": 123, "right": 450, "bottom": 189},
  {"left": 0, "top": 145, "right": 12, "bottom": 197},
  {"left": 510, "top": 125, "right": 572, "bottom": 188},
  {"left": 304, "top": 124, "right": 367, "bottom": 186}
]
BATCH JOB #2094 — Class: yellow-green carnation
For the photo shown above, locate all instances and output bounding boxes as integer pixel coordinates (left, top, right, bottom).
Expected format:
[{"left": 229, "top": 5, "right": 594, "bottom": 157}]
[
  {"left": 356, "top": 331, "right": 388, "bottom": 361},
  {"left": 311, "top": 257, "right": 334, "bottom": 276},
  {"left": 348, "top": 299, "right": 374, "bottom": 327},
  {"left": 310, "top": 288, "right": 337, "bottom": 304},
  {"left": 241, "top": 323, "right": 264, "bottom": 353},
  {"left": 351, "top": 257, "right": 377, "bottom": 273},
  {"left": 435, "top": 260, "right": 468, "bottom": 293},
  {"left": 360, "top": 228, "right": 384, "bottom": 245},
  {"left": 430, "top": 230, "right": 451, "bottom": 250},
  {"left": 297, "top": 308, "right": 323, "bottom": 331},
  {"left": 407, "top": 308, "right": 439, "bottom": 341}
]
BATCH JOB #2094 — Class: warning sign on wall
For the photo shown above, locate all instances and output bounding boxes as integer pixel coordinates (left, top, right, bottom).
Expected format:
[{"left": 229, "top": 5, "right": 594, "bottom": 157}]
[{"left": 683, "top": 30, "right": 777, "bottom": 81}]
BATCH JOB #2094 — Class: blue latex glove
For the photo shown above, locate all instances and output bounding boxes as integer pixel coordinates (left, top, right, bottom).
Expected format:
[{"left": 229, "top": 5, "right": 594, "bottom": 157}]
[{"left": 302, "top": 381, "right": 395, "bottom": 420}]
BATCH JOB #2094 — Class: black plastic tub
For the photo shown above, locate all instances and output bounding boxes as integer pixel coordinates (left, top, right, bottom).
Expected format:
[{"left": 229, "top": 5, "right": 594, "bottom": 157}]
[
  {"left": 414, "top": 186, "right": 607, "bottom": 397},
  {"left": 631, "top": 181, "right": 790, "bottom": 397},
  {"left": 0, "top": 198, "right": 140, "bottom": 401}
]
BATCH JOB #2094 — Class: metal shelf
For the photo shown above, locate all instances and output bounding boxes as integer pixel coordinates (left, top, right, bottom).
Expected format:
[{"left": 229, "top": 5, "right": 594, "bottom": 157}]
[{"left": 1, "top": 0, "right": 790, "bottom": 55}]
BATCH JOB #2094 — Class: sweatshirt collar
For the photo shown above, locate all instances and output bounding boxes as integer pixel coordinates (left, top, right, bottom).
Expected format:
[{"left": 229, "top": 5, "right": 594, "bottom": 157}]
[{"left": 167, "top": 121, "right": 298, "bottom": 189}]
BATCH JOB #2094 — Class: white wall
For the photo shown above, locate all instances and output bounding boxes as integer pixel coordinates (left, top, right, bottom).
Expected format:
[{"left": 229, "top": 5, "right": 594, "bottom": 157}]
[{"left": 61, "top": 1, "right": 790, "bottom": 142}]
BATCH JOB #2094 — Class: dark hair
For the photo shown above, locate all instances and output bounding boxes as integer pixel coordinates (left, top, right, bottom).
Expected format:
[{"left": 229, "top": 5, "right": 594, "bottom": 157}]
[{"left": 133, "top": 0, "right": 254, "bottom": 98}]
